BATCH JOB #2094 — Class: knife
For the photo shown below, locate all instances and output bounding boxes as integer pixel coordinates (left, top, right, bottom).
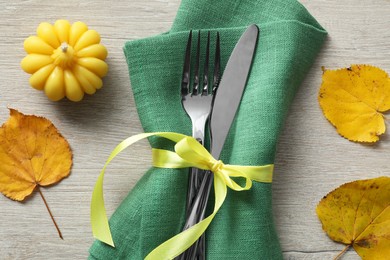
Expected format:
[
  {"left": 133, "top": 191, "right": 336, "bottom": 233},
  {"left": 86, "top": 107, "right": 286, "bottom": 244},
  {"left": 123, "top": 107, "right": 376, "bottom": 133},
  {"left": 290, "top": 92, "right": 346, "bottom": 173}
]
[{"left": 182, "top": 24, "right": 259, "bottom": 259}]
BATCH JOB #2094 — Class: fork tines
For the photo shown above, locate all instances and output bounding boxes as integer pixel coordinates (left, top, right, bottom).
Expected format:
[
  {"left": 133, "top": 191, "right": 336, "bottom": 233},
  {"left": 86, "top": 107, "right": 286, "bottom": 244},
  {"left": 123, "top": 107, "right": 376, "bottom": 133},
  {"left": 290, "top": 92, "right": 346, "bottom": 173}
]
[{"left": 181, "top": 30, "right": 221, "bottom": 97}]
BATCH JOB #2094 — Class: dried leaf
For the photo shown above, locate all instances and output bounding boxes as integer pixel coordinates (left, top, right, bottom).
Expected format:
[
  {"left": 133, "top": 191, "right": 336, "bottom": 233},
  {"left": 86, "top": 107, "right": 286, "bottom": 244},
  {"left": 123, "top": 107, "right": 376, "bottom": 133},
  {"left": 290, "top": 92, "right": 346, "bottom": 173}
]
[
  {"left": 316, "top": 177, "right": 390, "bottom": 259},
  {"left": 318, "top": 65, "right": 390, "bottom": 142},
  {"left": 0, "top": 109, "right": 72, "bottom": 238}
]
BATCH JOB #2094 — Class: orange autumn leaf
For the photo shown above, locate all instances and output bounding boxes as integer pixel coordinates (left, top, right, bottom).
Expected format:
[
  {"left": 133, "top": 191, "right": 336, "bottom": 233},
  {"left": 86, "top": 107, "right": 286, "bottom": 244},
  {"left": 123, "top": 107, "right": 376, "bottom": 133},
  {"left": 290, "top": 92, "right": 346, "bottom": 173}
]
[
  {"left": 0, "top": 109, "right": 72, "bottom": 239},
  {"left": 316, "top": 177, "right": 390, "bottom": 260},
  {"left": 319, "top": 65, "right": 390, "bottom": 142},
  {"left": 0, "top": 109, "right": 72, "bottom": 200}
]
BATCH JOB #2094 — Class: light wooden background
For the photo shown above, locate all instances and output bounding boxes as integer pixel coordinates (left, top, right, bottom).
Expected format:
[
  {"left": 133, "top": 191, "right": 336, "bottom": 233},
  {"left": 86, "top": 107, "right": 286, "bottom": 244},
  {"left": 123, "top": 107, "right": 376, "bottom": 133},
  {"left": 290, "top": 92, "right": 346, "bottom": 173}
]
[{"left": 0, "top": 0, "right": 389, "bottom": 259}]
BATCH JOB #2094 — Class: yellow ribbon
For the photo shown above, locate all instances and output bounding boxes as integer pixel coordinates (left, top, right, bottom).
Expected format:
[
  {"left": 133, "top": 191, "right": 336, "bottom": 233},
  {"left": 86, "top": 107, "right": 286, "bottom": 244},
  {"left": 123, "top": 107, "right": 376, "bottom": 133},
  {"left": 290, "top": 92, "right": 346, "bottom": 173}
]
[{"left": 91, "top": 132, "right": 273, "bottom": 259}]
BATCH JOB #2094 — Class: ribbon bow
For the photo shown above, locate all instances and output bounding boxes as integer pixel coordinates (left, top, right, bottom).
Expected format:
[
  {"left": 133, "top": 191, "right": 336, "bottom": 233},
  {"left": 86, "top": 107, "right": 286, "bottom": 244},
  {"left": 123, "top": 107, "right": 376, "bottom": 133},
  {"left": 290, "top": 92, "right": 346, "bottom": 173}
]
[{"left": 91, "top": 132, "right": 273, "bottom": 259}]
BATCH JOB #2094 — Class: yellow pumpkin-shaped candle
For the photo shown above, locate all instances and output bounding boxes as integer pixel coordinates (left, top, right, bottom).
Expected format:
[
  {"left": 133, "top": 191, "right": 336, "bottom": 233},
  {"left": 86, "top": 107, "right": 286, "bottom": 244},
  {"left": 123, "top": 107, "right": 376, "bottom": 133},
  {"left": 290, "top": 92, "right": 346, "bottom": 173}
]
[{"left": 21, "top": 20, "right": 108, "bottom": 101}]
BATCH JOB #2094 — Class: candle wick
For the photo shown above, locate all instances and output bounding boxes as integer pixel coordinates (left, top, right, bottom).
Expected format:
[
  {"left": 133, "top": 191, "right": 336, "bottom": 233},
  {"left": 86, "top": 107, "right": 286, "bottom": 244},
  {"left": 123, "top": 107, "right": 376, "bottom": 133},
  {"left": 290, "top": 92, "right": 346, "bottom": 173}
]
[{"left": 61, "top": 43, "right": 68, "bottom": 53}]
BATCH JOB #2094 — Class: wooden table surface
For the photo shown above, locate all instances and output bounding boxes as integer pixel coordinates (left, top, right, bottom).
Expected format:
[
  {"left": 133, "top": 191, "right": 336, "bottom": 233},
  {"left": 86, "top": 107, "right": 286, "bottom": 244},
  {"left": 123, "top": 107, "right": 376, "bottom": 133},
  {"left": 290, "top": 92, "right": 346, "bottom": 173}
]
[{"left": 0, "top": 0, "right": 389, "bottom": 259}]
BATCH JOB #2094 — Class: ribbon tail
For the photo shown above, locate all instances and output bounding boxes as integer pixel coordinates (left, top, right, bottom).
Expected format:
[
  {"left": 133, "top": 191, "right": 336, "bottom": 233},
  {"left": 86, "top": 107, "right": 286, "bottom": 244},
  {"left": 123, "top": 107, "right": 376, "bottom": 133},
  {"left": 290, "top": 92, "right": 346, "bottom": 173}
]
[
  {"left": 91, "top": 133, "right": 153, "bottom": 247},
  {"left": 145, "top": 175, "right": 227, "bottom": 260},
  {"left": 90, "top": 132, "right": 192, "bottom": 247},
  {"left": 91, "top": 170, "right": 114, "bottom": 247}
]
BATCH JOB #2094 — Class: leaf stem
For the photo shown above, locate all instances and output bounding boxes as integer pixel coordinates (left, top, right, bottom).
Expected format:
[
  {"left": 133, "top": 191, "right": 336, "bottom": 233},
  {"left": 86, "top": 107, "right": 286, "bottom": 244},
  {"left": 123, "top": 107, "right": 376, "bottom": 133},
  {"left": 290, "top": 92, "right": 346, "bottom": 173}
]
[
  {"left": 333, "top": 244, "right": 351, "bottom": 260},
  {"left": 37, "top": 187, "right": 63, "bottom": 240}
]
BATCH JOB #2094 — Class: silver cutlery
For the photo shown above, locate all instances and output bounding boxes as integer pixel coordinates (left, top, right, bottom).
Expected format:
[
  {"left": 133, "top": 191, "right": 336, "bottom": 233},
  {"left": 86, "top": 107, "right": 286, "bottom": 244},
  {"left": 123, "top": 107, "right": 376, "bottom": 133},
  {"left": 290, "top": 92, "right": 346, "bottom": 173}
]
[{"left": 185, "top": 24, "right": 260, "bottom": 259}]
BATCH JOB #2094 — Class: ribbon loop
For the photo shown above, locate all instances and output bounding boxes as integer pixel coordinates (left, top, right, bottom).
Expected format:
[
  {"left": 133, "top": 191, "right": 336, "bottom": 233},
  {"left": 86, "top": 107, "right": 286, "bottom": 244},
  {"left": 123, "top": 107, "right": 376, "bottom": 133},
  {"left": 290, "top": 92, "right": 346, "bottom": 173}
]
[
  {"left": 90, "top": 132, "right": 274, "bottom": 260},
  {"left": 214, "top": 166, "right": 252, "bottom": 191},
  {"left": 175, "top": 137, "right": 214, "bottom": 169}
]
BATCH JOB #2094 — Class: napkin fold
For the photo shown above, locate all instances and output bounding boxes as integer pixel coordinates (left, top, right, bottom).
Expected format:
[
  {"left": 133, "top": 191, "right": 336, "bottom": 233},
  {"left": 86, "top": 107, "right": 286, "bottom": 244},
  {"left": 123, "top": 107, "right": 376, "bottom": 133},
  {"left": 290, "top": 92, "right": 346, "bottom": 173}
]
[{"left": 89, "top": 0, "right": 327, "bottom": 259}]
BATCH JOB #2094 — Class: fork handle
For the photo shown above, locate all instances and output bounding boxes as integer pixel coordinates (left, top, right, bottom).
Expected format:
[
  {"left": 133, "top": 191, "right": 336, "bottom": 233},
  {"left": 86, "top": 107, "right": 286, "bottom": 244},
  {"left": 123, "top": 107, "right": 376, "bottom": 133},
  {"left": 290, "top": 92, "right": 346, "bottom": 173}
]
[
  {"left": 185, "top": 167, "right": 199, "bottom": 216},
  {"left": 185, "top": 138, "right": 205, "bottom": 214},
  {"left": 193, "top": 172, "right": 213, "bottom": 260},
  {"left": 176, "top": 171, "right": 213, "bottom": 260},
  {"left": 176, "top": 166, "right": 205, "bottom": 260}
]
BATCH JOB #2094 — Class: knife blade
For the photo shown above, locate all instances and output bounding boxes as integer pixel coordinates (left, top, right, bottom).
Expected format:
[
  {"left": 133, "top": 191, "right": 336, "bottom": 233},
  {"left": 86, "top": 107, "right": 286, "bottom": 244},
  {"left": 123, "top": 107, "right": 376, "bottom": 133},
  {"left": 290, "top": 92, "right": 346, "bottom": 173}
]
[
  {"left": 182, "top": 24, "right": 259, "bottom": 259},
  {"left": 210, "top": 24, "right": 259, "bottom": 160},
  {"left": 197, "top": 22, "right": 259, "bottom": 231}
]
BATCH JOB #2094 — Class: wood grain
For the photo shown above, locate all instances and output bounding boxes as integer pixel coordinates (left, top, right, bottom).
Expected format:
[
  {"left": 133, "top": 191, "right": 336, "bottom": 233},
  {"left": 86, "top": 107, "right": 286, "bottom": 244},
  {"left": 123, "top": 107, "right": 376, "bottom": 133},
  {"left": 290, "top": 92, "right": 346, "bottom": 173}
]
[{"left": 0, "top": 0, "right": 389, "bottom": 259}]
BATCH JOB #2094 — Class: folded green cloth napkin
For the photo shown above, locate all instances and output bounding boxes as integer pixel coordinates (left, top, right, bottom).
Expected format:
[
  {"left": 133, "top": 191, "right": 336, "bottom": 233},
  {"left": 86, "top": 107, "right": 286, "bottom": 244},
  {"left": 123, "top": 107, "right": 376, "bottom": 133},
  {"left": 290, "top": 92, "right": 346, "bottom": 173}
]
[{"left": 89, "top": 0, "right": 327, "bottom": 259}]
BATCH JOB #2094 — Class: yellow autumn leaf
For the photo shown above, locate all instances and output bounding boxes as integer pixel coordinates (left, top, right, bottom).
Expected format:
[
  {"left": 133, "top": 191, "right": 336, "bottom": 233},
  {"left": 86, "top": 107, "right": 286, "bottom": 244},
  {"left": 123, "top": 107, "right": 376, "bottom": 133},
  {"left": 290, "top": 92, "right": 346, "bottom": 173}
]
[
  {"left": 0, "top": 109, "right": 72, "bottom": 239},
  {"left": 318, "top": 65, "right": 390, "bottom": 142},
  {"left": 316, "top": 177, "right": 390, "bottom": 260}
]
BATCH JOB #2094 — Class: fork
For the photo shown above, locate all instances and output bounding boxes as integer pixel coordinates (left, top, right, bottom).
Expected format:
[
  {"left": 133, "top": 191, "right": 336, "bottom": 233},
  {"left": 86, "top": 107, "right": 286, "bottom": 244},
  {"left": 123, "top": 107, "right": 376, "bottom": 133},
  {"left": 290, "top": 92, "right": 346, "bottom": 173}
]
[{"left": 177, "top": 30, "right": 220, "bottom": 260}]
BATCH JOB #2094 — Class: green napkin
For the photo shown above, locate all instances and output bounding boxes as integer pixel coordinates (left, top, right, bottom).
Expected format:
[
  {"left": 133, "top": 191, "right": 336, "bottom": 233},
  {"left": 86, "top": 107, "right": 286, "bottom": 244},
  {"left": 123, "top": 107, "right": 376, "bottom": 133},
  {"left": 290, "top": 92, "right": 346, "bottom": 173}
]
[{"left": 89, "top": 0, "right": 327, "bottom": 259}]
